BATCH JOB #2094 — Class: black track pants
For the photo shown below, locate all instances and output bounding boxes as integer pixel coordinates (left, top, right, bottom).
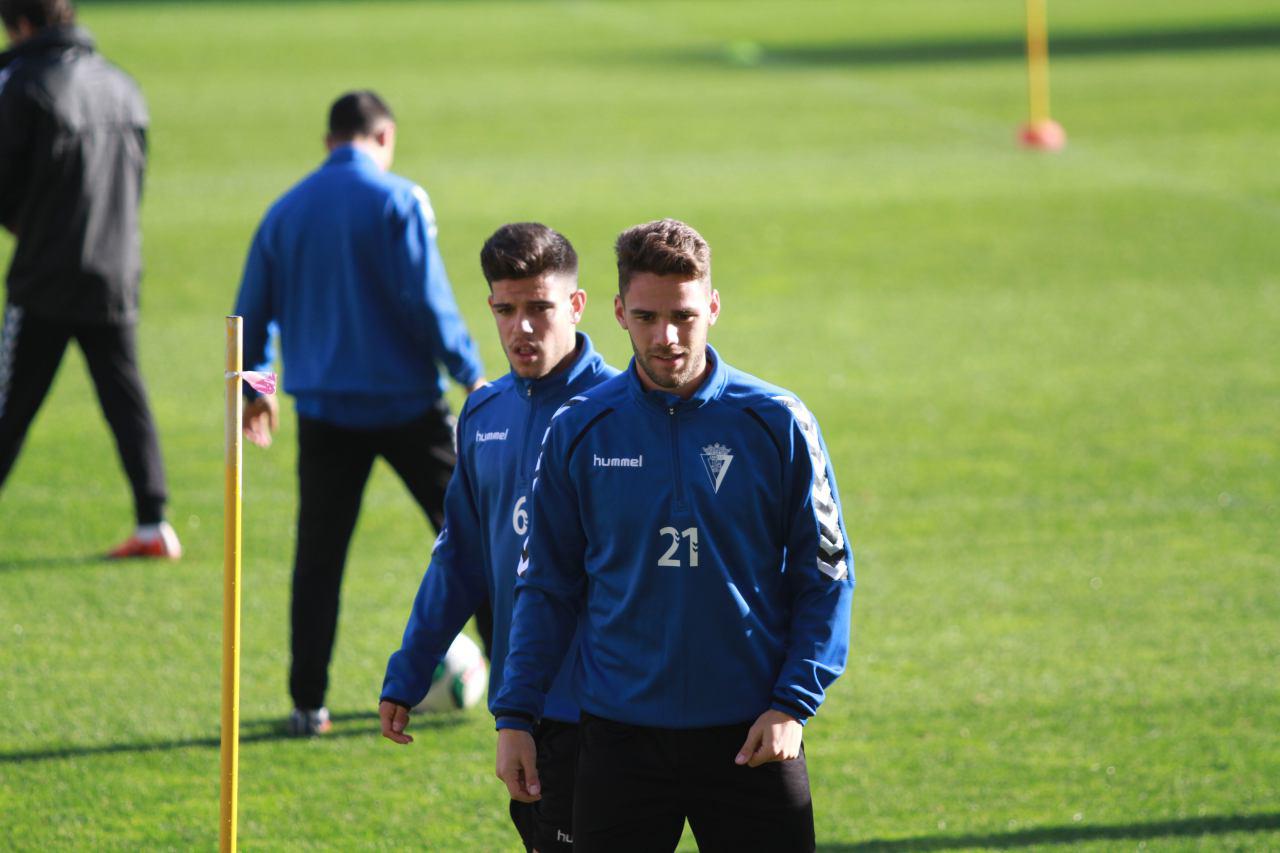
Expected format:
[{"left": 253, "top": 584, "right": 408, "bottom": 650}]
[
  {"left": 573, "top": 713, "right": 816, "bottom": 853},
  {"left": 288, "top": 406, "right": 494, "bottom": 709},
  {"left": 0, "top": 305, "right": 168, "bottom": 524}
]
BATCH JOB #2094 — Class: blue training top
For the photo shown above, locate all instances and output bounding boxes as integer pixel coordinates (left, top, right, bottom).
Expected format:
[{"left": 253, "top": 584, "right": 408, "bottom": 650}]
[
  {"left": 233, "top": 146, "right": 483, "bottom": 428},
  {"left": 494, "top": 346, "right": 855, "bottom": 730},
  {"left": 382, "top": 334, "right": 618, "bottom": 721}
]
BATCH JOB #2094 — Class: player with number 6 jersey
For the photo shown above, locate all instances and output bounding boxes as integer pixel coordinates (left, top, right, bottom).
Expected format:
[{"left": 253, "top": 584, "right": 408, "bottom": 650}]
[
  {"left": 381, "top": 223, "right": 618, "bottom": 853},
  {"left": 381, "top": 328, "right": 615, "bottom": 718}
]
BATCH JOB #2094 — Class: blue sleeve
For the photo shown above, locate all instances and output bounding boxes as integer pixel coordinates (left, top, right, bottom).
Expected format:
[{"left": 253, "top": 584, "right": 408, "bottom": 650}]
[
  {"left": 771, "top": 402, "right": 855, "bottom": 722},
  {"left": 396, "top": 187, "right": 484, "bottom": 387},
  {"left": 492, "top": 416, "right": 586, "bottom": 722},
  {"left": 381, "top": 409, "right": 490, "bottom": 706},
  {"left": 232, "top": 223, "right": 278, "bottom": 384}
]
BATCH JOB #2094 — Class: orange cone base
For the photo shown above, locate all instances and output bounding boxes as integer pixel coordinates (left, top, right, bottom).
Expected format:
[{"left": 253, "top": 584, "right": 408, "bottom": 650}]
[{"left": 1019, "top": 119, "right": 1066, "bottom": 151}]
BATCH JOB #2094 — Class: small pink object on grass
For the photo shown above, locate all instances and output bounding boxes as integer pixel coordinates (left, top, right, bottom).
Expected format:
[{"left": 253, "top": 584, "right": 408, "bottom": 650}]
[
  {"left": 241, "top": 371, "right": 277, "bottom": 395},
  {"left": 1019, "top": 119, "right": 1066, "bottom": 151}
]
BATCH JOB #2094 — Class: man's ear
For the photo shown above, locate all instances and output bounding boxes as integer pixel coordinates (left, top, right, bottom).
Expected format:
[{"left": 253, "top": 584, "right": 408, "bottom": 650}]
[{"left": 569, "top": 289, "right": 587, "bottom": 323}]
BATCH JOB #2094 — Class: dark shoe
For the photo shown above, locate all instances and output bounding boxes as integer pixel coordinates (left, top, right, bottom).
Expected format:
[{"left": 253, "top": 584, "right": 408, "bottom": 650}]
[{"left": 287, "top": 706, "right": 332, "bottom": 737}]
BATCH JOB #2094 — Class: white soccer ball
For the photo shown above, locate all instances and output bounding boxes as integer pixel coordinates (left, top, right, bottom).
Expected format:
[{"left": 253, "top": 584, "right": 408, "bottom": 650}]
[{"left": 413, "top": 634, "right": 488, "bottom": 713}]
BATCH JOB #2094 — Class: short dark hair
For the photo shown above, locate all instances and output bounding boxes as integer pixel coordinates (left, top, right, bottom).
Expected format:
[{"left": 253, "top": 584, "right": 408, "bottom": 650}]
[
  {"left": 614, "top": 218, "right": 710, "bottom": 293},
  {"left": 480, "top": 223, "right": 579, "bottom": 286},
  {"left": 327, "top": 90, "right": 394, "bottom": 141},
  {"left": 1, "top": 0, "right": 75, "bottom": 29}
]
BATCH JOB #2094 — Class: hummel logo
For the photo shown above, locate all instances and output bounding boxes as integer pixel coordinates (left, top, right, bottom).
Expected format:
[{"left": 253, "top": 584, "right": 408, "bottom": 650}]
[
  {"left": 475, "top": 429, "right": 509, "bottom": 443},
  {"left": 593, "top": 453, "right": 643, "bottom": 468},
  {"left": 557, "top": 829, "right": 573, "bottom": 843},
  {"left": 700, "top": 443, "right": 734, "bottom": 493}
]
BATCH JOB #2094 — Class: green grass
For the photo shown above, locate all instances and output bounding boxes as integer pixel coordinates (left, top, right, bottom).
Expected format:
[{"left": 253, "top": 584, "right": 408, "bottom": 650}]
[{"left": 2, "top": 0, "right": 1279, "bottom": 848}]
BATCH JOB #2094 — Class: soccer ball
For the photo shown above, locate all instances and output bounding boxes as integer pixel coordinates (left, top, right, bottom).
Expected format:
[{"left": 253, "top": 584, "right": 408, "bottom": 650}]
[{"left": 413, "top": 634, "right": 488, "bottom": 713}]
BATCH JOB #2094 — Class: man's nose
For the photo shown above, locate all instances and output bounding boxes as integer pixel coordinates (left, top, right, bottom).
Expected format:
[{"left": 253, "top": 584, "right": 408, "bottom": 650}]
[
  {"left": 520, "top": 316, "right": 534, "bottom": 334},
  {"left": 658, "top": 323, "right": 678, "bottom": 347}
]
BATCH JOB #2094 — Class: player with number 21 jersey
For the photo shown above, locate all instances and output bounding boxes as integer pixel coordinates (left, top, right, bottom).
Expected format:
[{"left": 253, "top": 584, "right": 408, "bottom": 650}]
[{"left": 497, "top": 344, "right": 853, "bottom": 729}]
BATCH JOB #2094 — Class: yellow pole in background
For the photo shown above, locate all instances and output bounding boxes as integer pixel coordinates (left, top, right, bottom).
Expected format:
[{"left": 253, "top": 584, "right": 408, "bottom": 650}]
[
  {"left": 1020, "top": 0, "right": 1066, "bottom": 150},
  {"left": 1025, "top": 0, "right": 1050, "bottom": 123},
  {"left": 221, "top": 316, "right": 243, "bottom": 853}
]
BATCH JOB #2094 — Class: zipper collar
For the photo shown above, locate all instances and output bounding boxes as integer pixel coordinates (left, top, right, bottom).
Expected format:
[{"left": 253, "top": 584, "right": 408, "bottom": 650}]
[
  {"left": 323, "top": 145, "right": 379, "bottom": 171},
  {"left": 513, "top": 332, "right": 603, "bottom": 400},
  {"left": 626, "top": 344, "right": 728, "bottom": 412}
]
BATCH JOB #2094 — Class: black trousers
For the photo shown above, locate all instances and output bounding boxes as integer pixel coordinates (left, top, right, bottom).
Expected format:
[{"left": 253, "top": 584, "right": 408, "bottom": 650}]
[
  {"left": 0, "top": 305, "right": 168, "bottom": 524},
  {"left": 509, "top": 718, "right": 579, "bottom": 852},
  {"left": 574, "top": 713, "right": 816, "bottom": 853},
  {"left": 289, "top": 406, "right": 494, "bottom": 710}
]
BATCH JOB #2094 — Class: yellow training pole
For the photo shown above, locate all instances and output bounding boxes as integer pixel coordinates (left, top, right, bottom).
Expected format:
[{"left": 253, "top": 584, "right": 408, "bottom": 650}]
[
  {"left": 220, "top": 316, "right": 243, "bottom": 853},
  {"left": 1025, "top": 0, "right": 1050, "bottom": 124},
  {"left": 1020, "top": 0, "right": 1066, "bottom": 149}
]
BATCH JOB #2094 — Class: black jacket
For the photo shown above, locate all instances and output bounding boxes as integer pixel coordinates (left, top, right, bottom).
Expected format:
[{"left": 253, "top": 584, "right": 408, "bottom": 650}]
[{"left": 0, "top": 26, "right": 148, "bottom": 324}]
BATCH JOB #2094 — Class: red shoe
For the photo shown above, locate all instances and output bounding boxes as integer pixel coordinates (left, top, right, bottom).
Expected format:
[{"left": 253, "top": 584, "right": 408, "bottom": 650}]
[{"left": 106, "top": 522, "right": 183, "bottom": 559}]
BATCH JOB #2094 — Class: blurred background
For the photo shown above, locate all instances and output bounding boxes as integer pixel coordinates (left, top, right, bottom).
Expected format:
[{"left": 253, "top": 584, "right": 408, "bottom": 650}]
[{"left": 1, "top": 0, "right": 1277, "bottom": 848}]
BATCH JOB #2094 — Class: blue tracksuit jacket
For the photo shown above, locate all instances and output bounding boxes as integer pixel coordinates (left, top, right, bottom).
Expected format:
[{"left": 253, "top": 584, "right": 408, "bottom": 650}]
[
  {"left": 494, "top": 347, "right": 855, "bottom": 730},
  {"left": 381, "top": 334, "right": 618, "bottom": 720},
  {"left": 233, "top": 146, "right": 483, "bottom": 428}
]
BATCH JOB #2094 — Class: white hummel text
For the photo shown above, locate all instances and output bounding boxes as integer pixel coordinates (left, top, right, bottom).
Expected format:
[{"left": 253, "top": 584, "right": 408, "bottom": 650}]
[
  {"left": 593, "top": 453, "right": 643, "bottom": 468},
  {"left": 700, "top": 442, "right": 734, "bottom": 493},
  {"left": 475, "top": 429, "right": 509, "bottom": 443}
]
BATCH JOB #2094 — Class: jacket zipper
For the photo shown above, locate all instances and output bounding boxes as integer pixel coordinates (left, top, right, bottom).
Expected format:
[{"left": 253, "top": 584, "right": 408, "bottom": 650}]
[
  {"left": 668, "top": 406, "right": 685, "bottom": 512},
  {"left": 518, "top": 384, "right": 536, "bottom": 486}
]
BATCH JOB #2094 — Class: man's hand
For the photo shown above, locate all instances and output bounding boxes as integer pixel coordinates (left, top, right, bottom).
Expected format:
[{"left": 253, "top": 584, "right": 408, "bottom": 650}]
[
  {"left": 465, "top": 377, "right": 488, "bottom": 395},
  {"left": 496, "top": 728, "right": 541, "bottom": 802},
  {"left": 735, "top": 709, "right": 803, "bottom": 767},
  {"left": 380, "top": 700, "right": 413, "bottom": 745},
  {"left": 243, "top": 395, "right": 279, "bottom": 448}
]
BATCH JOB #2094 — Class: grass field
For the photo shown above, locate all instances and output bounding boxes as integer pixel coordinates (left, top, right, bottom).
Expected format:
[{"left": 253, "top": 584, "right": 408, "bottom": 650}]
[{"left": 2, "top": 0, "right": 1279, "bottom": 849}]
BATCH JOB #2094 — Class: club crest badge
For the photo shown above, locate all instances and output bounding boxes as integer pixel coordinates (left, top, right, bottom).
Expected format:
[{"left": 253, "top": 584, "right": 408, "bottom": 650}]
[{"left": 700, "top": 443, "right": 734, "bottom": 494}]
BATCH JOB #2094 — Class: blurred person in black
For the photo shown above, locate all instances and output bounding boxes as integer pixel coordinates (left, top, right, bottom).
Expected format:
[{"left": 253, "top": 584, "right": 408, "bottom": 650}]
[{"left": 0, "top": 0, "right": 179, "bottom": 557}]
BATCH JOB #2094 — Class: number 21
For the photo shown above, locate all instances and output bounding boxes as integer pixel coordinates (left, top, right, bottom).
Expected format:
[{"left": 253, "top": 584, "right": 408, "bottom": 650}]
[{"left": 658, "top": 526, "right": 699, "bottom": 567}]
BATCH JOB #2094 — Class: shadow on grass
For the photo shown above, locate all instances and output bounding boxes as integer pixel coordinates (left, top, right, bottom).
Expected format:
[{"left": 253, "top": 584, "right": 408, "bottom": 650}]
[
  {"left": 819, "top": 812, "right": 1280, "bottom": 851},
  {"left": 0, "top": 709, "right": 467, "bottom": 764},
  {"left": 0, "top": 555, "right": 106, "bottom": 572},
  {"left": 701, "top": 22, "right": 1280, "bottom": 68}
]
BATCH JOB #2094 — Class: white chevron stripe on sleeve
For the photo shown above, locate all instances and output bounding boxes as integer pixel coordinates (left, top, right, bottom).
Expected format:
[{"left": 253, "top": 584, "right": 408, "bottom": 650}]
[
  {"left": 773, "top": 395, "right": 848, "bottom": 581},
  {"left": 531, "top": 396, "right": 587, "bottom": 491}
]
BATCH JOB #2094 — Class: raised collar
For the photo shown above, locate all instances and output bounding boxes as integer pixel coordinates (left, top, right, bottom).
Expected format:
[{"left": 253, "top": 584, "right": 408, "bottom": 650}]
[
  {"left": 626, "top": 344, "right": 728, "bottom": 411},
  {"left": 2, "top": 25, "right": 94, "bottom": 66},
  {"left": 323, "top": 145, "right": 378, "bottom": 170},
  {"left": 512, "top": 332, "right": 602, "bottom": 399}
]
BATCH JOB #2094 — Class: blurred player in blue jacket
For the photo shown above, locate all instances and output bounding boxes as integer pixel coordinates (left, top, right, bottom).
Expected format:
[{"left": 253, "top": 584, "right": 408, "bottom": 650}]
[
  {"left": 494, "top": 219, "right": 855, "bottom": 852},
  {"left": 232, "top": 91, "right": 488, "bottom": 737},
  {"left": 380, "top": 222, "right": 617, "bottom": 852}
]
